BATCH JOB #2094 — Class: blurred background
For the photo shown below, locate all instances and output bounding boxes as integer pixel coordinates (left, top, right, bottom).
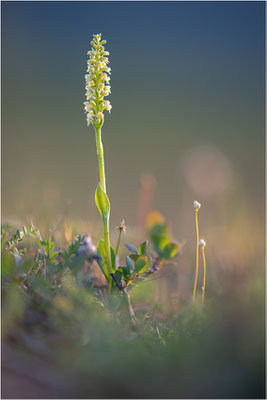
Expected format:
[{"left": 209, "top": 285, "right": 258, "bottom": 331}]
[{"left": 2, "top": 1, "right": 264, "bottom": 231}]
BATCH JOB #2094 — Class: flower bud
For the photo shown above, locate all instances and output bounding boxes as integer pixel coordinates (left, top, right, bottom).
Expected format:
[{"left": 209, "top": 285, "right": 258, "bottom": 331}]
[
  {"left": 193, "top": 200, "right": 201, "bottom": 211},
  {"left": 199, "top": 239, "right": 206, "bottom": 248}
]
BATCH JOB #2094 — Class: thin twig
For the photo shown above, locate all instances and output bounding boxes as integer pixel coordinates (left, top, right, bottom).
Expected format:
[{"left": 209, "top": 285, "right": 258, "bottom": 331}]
[{"left": 115, "top": 230, "right": 122, "bottom": 257}]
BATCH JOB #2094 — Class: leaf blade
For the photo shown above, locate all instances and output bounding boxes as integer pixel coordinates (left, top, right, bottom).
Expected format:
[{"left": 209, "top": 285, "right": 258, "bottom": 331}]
[
  {"left": 135, "top": 255, "right": 151, "bottom": 274},
  {"left": 162, "top": 242, "right": 179, "bottom": 260},
  {"left": 95, "top": 184, "right": 110, "bottom": 221},
  {"left": 138, "top": 240, "right": 148, "bottom": 255},
  {"left": 125, "top": 243, "right": 138, "bottom": 254}
]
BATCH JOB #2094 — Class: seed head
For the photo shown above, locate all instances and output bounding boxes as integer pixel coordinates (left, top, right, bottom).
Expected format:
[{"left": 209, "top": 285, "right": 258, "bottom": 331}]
[
  {"left": 84, "top": 34, "right": 112, "bottom": 127},
  {"left": 117, "top": 219, "right": 126, "bottom": 234},
  {"left": 199, "top": 239, "right": 206, "bottom": 248},
  {"left": 193, "top": 200, "right": 201, "bottom": 211}
]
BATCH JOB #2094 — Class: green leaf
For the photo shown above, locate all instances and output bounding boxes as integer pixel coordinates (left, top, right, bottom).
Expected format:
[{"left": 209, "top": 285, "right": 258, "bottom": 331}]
[
  {"left": 119, "top": 266, "right": 131, "bottom": 280},
  {"left": 49, "top": 251, "right": 58, "bottom": 259},
  {"left": 38, "top": 240, "right": 49, "bottom": 248},
  {"left": 146, "top": 212, "right": 174, "bottom": 257},
  {"left": 96, "top": 239, "right": 109, "bottom": 281},
  {"left": 126, "top": 256, "right": 134, "bottom": 272},
  {"left": 97, "top": 239, "right": 106, "bottom": 259},
  {"left": 129, "top": 254, "right": 139, "bottom": 262},
  {"left": 114, "top": 270, "right": 122, "bottom": 284},
  {"left": 149, "top": 223, "right": 169, "bottom": 257},
  {"left": 135, "top": 255, "right": 151, "bottom": 274},
  {"left": 48, "top": 242, "right": 55, "bottom": 252},
  {"left": 110, "top": 246, "right": 116, "bottom": 272},
  {"left": 138, "top": 240, "right": 148, "bottom": 255},
  {"left": 162, "top": 242, "right": 179, "bottom": 260},
  {"left": 95, "top": 183, "right": 110, "bottom": 221},
  {"left": 125, "top": 243, "right": 138, "bottom": 254}
]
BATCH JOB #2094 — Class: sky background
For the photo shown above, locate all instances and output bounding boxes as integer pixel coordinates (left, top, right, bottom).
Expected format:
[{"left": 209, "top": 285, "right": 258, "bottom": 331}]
[{"left": 2, "top": 1, "right": 265, "bottom": 241}]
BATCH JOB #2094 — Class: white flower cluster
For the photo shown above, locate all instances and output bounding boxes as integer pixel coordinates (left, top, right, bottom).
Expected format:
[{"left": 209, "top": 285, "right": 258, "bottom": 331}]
[{"left": 84, "top": 33, "right": 112, "bottom": 127}]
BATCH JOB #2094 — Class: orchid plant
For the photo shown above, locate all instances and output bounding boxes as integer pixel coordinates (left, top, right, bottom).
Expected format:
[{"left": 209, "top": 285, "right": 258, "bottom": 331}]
[
  {"left": 84, "top": 34, "right": 182, "bottom": 299},
  {"left": 84, "top": 34, "right": 113, "bottom": 285}
]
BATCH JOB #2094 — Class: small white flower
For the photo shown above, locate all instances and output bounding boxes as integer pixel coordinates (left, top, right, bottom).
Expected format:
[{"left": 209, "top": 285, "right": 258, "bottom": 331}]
[
  {"left": 95, "top": 112, "right": 104, "bottom": 122},
  {"left": 103, "top": 100, "right": 112, "bottom": 112},
  {"left": 199, "top": 239, "right": 206, "bottom": 248},
  {"left": 84, "top": 101, "right": 90, "bottom": 108},
  {"left": 85, "top": 109, "right": 94, "bottom": 118},
  {"left": 88, "top": 88, "right": 96, "bottom": 96},
  {"left": 103, "top": 85, "right": 111, "bottom": 96},
  {"left": 193, "top": 200, "right": 201, "bottom": 211},
  {"left": 102, "top": 73, "right": 110, "bottom": 83},
  {"left": 86, "top": 116, "right": 94, "bottom": 126}
]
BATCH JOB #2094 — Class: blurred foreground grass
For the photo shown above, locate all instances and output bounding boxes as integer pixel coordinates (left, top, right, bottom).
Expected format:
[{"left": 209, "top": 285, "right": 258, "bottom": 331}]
[{"left": 1, "top": 209, "right": 265, "bottom": 399}]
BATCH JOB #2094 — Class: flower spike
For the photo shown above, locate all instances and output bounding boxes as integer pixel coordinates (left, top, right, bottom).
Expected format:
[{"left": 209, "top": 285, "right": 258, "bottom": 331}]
[{"left": 84, "top": 33, "right": 112, "bottom": 127}]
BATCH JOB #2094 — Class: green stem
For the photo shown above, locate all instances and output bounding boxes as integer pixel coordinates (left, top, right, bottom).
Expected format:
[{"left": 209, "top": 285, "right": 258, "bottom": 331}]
[
  {"left": 201, "top": 247, "right": 206, "bottom": 304},
  {"left": 95, "top": 126, "right": 106, "bottom": 192},
  {"left": 192, "top": 210, "right": 200, "bottom": 303},
  {"left": 94, "top": 126, "right": 112, "bottom": 279},
  {"left": 115, "top": 230, "right": 122, "bottom": 256},
  {"left": 104, "top": 218, "right": 112, "bottom": 275}
]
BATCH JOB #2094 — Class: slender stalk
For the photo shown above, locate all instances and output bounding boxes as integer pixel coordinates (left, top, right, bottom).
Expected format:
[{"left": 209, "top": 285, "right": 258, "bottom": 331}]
[
  {"left": 103, "top": 218, "right": 112, "bottom": 275},
  {"left": 95, "top": 126, "right": 106, "bottom": 192},
  {"left": 125, "top": 291, "right": 137, "bottom": 326},
  {"left": 115, "top": 229, "right": 122, "bottom": 256},
  {"left": 192, "top": 210, "right": 200, "bottom": 303},
  {"left": 201, "top": 246, "right": 206, "bottom": 304},
  {"left": 94, "top": 126, "right": 112, "bottom": 276}
]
